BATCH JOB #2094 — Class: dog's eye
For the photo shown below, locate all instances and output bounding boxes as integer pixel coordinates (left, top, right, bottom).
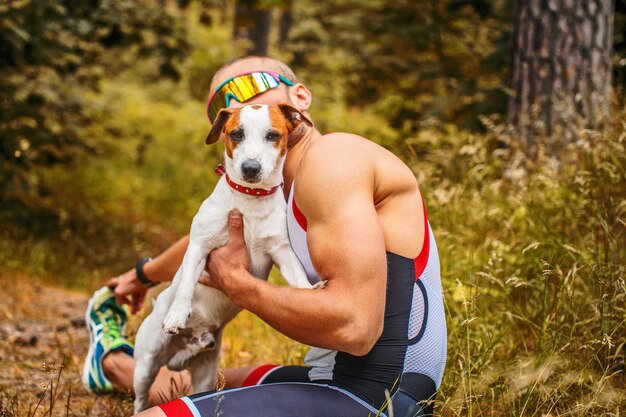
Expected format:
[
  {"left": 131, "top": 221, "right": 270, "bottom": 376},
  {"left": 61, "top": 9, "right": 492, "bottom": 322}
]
[
  {"left": 230, "top": 130, "right": 244, "bottom": 142},
  {"left": 265, "top": 131, "right": 281, "bottom": 142}
]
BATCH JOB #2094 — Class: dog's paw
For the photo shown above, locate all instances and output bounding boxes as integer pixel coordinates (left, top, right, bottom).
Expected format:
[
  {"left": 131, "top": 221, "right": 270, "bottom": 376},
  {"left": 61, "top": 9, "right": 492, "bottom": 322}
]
[
  {"left": 312, "top": 280, "right": 328, "bottom": 290},
  {"left": 200, "top": 332, "right": 216, "bottom": 349},
  {"left": 161, "top": 308, "right": 191, "bottom": 334}
]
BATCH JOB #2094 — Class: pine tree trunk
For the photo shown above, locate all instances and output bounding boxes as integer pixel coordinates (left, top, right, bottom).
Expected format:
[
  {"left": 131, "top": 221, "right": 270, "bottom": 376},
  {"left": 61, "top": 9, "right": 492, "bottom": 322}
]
[
  {"left": 279, "top": 0, "right": 294, "bottom": 48},
  {"left": 233, "top": 0, "right": 272, "bottom": 56},
  {"left": 507, "top": 0, "right": 614, "bottom": 150}
]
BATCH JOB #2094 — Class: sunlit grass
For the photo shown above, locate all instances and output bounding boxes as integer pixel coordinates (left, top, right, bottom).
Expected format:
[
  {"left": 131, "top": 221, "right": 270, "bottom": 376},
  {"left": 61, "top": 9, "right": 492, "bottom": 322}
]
[{"left": 418, "top": 118, "right": 626, "bottom": 416}]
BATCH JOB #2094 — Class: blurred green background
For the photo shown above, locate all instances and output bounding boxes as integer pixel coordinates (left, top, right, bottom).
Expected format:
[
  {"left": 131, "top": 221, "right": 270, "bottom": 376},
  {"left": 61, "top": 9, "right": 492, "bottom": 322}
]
[{"left": 0, "top": 1, "right": 624, "bottom": 415}]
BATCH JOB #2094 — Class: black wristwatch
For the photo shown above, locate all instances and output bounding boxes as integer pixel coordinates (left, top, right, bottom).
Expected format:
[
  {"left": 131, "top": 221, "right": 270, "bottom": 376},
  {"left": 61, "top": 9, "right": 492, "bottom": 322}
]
[{"left": 135, "top": 257, "right": 156, "bottom": 288}]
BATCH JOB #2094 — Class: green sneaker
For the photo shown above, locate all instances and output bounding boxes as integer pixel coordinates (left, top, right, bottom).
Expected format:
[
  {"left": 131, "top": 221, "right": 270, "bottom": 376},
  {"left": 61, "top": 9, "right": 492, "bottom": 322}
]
[{"left": 81, "top": 286, "right": 134, "bottom": 393}]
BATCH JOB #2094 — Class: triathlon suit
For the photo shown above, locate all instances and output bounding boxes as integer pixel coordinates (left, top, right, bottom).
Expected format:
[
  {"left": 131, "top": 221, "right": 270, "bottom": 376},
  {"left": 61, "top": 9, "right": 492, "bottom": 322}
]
[{"left": 158, "top": 183, "right": 447, "bottom": 417}]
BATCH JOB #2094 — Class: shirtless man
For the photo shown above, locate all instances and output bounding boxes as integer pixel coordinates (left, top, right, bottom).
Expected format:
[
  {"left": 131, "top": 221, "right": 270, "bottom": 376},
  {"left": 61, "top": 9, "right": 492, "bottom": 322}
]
[{"left": 83, "top": 56, "right": 447, "bottom": 417}]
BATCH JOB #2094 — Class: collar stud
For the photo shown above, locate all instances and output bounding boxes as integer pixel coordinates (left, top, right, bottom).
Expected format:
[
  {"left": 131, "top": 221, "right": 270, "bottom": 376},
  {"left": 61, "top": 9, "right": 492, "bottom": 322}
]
[{"left": 214, "top": 164, "right": 283, "bottom": 197}]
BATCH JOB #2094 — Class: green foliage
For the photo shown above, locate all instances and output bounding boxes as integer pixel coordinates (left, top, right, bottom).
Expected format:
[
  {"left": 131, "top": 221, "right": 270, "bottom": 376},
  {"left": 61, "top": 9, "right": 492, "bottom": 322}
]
[
  {"left": 286, "top": 0, "right": 512, "bottom": 134},
  {"left": 0, "top": 59, "right": 227, "bottom": 285},
  {"left": 0, "top": 0, "right": 188, "bottom": 205}
]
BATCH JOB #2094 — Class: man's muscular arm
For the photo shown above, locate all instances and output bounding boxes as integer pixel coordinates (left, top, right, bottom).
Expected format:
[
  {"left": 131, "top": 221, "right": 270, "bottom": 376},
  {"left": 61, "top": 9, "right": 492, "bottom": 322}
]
[{"left": 206, "top": 138, "right": 387, "bottom": 355}]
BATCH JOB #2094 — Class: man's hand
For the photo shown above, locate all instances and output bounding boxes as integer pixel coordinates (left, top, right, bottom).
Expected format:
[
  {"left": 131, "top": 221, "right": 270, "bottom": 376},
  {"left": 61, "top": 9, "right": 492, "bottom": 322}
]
[
  {"left": 106, "top": 269, "right": 148, "bottom": 314},
  {"left": 202, "top": 209, "right": 252, "bottom": 299}
]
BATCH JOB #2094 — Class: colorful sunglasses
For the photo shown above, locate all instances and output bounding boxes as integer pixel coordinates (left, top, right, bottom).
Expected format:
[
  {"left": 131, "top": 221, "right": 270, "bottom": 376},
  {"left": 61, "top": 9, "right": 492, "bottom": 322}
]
[{"left": 206, "top": 70, "right": 295, "bottom": 123}]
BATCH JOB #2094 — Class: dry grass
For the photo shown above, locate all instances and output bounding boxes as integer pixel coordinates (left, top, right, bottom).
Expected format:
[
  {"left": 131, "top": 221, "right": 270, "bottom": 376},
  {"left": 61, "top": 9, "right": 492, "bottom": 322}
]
[
  {"left": 0, "top": 270, "right": 309, "bottom": 417},
  {"left": 414, "top": 117, "right": 626, "bottom": 416},
  {"left": 0, "top": 275, "right": 133, "bottom": 416}
]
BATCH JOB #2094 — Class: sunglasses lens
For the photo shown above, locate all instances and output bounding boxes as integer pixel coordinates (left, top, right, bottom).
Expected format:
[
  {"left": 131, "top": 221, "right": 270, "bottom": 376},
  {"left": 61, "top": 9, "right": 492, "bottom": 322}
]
[
  {"left": 207, "top": 72, "right": 281, "bottom": 122},
  {"left": 207, "top": 93, "right": 227, "bottom": 123},
  {"left": 231, "top": 72, "right": 280, "bottom": 99}
]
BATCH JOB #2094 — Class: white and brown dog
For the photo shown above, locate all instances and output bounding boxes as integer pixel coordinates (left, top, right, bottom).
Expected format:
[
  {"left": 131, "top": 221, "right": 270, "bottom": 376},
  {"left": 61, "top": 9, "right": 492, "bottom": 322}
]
[{"left": 133, "top": 103, "right": 316, "bottom": 412}]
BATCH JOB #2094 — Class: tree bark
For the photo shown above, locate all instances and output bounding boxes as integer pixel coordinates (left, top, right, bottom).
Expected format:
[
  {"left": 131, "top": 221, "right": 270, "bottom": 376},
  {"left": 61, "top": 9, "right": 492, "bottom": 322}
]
[
  {"left": 507, "top": 0, "right": 614, "bottom": 149},
  {"left": 233, "top": 0, "right": 272, "bottom": 56},
  {"left": 279, "top": 0, "right": 294, "bottom": 48}
]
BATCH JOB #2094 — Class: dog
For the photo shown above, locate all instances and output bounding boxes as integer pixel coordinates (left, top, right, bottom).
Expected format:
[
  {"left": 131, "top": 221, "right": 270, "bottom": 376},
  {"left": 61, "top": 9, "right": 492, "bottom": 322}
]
[{"left": 133, "top": 103, "right": 318, "bottom": 412}]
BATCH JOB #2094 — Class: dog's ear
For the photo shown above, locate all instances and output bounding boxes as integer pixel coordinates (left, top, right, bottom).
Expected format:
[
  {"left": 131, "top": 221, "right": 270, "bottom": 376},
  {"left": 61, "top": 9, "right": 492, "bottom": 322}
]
[
  {"left": 205, "top": 109, "right": 232, "bottom": 145},
  {"left": 278, "top": 103, "right": 313, "bottom": 130}
]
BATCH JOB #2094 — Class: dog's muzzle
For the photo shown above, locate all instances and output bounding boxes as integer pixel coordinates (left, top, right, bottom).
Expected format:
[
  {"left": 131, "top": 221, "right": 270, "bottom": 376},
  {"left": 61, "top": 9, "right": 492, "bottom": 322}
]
[{"left": 241, "top": 159, "right": 262, "bottom": 182}]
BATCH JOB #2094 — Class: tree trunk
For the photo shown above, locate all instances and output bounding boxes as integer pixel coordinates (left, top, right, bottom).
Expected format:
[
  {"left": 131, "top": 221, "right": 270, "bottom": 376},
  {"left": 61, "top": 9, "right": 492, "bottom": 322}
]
[
  {"left": 507, "top": 0, "right": 614, "bottom": 150},
  {"left": 279, "top": 0, "right": 294, "bottom": 48},
  {"left": 233, "top": 0, "right": 272, "bottom": 56}
]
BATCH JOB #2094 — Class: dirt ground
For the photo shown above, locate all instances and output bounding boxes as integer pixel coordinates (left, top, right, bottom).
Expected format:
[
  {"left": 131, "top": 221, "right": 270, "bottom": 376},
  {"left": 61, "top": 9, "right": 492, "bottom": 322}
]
[
  {"left": 0, "top": 275, "right": 134, "bottom": 416},
  {"left": 0, "top": 273, "right": 308, "bottom": 416}
]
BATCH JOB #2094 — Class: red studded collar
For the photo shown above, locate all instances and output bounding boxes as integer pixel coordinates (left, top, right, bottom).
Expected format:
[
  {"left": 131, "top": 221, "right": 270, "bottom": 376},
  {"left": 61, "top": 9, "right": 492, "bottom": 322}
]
[{"left": 214, "top": 165, "right": 283, "bottom": 197}]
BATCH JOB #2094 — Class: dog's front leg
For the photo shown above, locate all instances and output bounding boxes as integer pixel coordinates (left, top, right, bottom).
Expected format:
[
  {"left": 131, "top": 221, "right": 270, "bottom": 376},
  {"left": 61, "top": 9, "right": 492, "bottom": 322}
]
[
  {"left": 270, "top": 242, "right": 316, "bottom": 289},
  {"left": 162, "top": 242, "right": 208, "bottom": 334}
]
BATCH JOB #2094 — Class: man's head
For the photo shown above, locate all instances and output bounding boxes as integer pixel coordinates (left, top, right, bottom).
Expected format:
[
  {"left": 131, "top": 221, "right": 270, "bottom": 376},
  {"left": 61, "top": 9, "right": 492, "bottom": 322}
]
[{"left": 206, "top": 56, "right": 312, "bottom": 125}]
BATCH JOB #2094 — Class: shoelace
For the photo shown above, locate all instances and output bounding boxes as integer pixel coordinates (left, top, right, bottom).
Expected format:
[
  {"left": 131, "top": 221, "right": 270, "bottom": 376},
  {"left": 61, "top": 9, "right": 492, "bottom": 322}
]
[{"left": 100, "top": 310, "right": 123, "bottom": 342}]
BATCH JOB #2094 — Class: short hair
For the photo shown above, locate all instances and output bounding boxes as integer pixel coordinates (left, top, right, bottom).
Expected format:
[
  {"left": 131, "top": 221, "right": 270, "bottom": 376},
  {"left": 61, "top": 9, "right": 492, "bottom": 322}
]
[{"left": 211, "top": 55, "right": 299, "bottom": 87}]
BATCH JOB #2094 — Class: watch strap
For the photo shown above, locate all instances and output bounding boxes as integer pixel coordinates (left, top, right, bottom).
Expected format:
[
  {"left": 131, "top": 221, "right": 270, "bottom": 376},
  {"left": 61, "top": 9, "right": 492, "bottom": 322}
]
[{"left": 135, "top": 257, "right": 156, "bottom": 288}]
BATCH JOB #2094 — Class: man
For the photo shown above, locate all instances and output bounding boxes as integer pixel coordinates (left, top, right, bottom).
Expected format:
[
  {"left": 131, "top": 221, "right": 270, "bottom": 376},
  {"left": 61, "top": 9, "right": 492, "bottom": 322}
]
[{"left": 83, "top": 56, "right": 447, "bottom": 417}]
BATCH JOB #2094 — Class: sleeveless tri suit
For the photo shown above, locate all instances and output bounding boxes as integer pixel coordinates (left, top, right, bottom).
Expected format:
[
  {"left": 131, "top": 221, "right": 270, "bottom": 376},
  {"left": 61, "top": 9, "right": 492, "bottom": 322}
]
[{"left": 158, "top": 183, "right": 447, "bottom": 417}]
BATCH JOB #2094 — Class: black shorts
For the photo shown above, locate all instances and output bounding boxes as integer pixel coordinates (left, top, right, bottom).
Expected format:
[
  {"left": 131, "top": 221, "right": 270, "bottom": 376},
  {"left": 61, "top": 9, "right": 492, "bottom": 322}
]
[{"left": 158, "top": 365, "right": 434, "bottom": 417}]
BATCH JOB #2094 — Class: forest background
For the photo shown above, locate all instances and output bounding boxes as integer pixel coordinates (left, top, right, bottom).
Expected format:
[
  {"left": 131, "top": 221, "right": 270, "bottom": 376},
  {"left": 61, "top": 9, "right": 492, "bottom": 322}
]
[{"left": 0, "top": 0, "right": 625, "bottom": 415}]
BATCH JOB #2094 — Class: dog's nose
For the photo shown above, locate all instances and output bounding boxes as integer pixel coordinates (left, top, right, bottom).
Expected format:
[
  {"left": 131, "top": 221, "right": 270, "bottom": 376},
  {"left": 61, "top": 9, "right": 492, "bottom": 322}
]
[{"left": 241, "top": 159, "right": 261, "bottom": 180}]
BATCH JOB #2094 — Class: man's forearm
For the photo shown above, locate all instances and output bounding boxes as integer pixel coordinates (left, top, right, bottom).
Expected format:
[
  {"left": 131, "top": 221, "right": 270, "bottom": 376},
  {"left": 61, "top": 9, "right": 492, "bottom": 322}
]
[
  {"left": 143, "top": 235, "right": 190, "bottom": 282},
  {"left": 230, "top": 272, "right": 375, "bottom": 356}
]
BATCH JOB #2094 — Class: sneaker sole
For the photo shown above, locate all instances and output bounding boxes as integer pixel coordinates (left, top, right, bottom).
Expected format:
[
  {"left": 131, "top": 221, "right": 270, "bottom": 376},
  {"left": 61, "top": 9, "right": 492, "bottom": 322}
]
[{"left": 82, "top": 292, "right": 103, "bottom": 392}]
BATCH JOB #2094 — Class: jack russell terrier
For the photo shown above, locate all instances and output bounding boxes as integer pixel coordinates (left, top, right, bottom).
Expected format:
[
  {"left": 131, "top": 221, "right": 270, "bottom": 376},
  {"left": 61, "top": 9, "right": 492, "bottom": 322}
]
[{"left": 133, "top": 103, "right": 320, "bottom": 412}]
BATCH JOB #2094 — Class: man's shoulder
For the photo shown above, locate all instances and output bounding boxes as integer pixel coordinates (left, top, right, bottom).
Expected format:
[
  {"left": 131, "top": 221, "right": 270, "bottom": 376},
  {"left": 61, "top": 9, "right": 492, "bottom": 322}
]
[
  {"left": 303, "top": 132, "right": 379, "bottom": 170},
  {"left": 299, "top": 132, "right": 418, "bottom": 207},
  {"left": 299, "top": 133, "right": 377, "bottom": 181},
  {"left": 302, "top": 132, "right": 409, "bottom": 179},
  {"left": 315, "top": 131, "right": 376, "bottom": 152},
  {"left": 294, "top": 133, "right": 377, "bottom": 213}
]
